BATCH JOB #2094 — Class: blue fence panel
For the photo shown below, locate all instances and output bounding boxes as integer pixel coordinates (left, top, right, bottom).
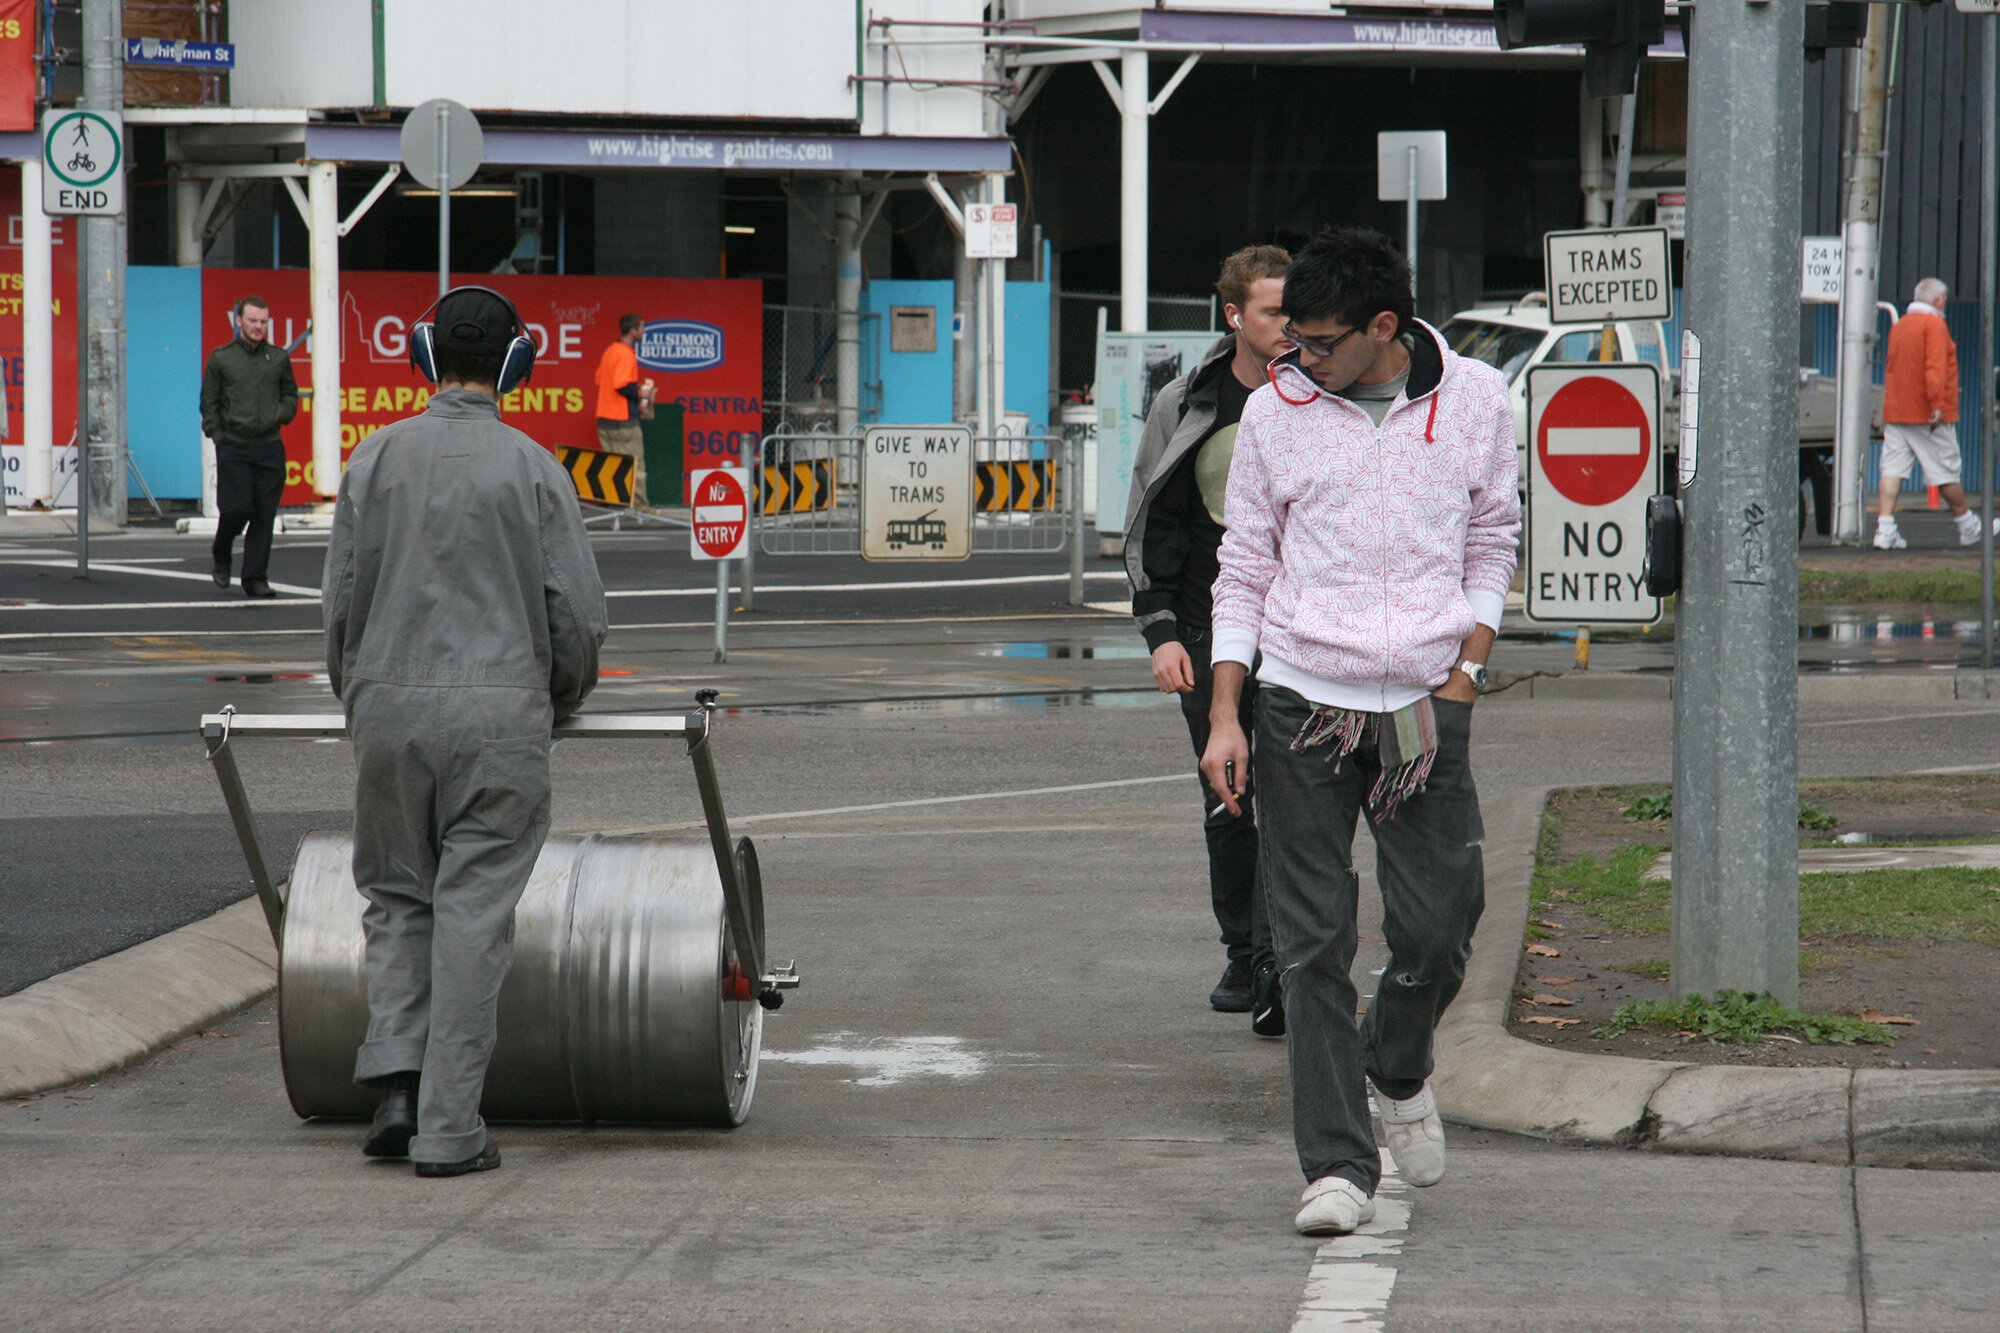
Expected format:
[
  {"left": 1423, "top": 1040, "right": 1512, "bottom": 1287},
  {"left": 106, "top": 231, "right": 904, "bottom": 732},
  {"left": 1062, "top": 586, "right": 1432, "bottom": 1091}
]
[{"left": 126, "top": 265, "right": 204, "bottom": 499}]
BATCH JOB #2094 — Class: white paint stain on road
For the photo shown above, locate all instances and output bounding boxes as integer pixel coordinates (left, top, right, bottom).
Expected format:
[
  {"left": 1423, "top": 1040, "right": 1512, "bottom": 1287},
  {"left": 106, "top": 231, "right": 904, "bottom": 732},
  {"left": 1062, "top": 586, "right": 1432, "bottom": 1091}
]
[
  {"left": 761, "top": 1033, "right": 989, "bottom": 1087},
  {"left": 1290, "top": 1144, "right": 1413, "bottom": 1332}
]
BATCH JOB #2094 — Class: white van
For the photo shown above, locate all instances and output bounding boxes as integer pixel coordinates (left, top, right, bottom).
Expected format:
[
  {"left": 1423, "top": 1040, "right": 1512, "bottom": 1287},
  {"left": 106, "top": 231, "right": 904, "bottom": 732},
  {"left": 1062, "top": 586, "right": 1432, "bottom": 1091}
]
[{"left": 1435, "top": 293, "right": 1674, "bottom": 491}]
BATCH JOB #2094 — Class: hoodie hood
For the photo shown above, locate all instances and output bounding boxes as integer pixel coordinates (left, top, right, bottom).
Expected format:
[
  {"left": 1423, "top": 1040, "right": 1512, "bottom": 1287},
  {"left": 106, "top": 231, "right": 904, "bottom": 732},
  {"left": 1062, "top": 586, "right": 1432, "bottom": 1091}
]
[{"left": 1266, "top": 318, "right": 1447, "bottom": 409}]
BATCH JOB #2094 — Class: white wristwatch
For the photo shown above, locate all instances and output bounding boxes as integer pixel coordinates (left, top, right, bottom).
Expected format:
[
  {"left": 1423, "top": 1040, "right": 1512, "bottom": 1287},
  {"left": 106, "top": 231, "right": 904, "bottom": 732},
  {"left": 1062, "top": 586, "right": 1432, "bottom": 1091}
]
[{"left": 1456, "top": 660, "right": 1489, "bottom": 689}]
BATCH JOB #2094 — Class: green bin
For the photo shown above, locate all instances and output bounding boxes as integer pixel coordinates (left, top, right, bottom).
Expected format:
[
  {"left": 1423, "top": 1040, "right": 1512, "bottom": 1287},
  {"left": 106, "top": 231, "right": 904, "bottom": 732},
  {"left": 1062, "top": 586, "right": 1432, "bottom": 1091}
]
[{"left": 639, "top": 403, "right": 684, "bottom": 507}]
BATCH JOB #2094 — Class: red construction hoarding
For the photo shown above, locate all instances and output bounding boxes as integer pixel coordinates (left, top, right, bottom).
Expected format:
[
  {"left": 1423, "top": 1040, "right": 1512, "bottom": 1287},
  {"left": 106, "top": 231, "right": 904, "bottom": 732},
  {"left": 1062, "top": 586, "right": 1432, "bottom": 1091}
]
[
  {"left": 0, "top": 168, "right": 78, "bottom": 453},
  {"left": 0, "top": 2, "right": 34, "bottom": 133},
  {"left": 198, "top": 269, "right": 763, "bottom": 506}
]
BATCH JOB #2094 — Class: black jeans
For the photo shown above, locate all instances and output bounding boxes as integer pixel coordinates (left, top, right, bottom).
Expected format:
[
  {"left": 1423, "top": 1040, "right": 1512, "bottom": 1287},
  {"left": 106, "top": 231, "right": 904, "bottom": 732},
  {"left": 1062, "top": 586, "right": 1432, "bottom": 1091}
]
[
  {"left": 1254, "top": 684, "right": 1485, "bottom": 1195},
  {"left": 212, "top": 442, "right": 285, "bottom": 583},
  {"left": 1176, "top": 625, "right": 1270, "bottom": 969}
]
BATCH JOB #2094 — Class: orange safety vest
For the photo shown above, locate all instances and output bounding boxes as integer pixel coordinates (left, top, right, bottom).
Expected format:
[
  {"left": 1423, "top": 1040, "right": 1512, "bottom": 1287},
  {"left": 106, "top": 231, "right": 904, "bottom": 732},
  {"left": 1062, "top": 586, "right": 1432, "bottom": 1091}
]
[{"left": 594, "top": 340, "right": 639, "bottom": 421}]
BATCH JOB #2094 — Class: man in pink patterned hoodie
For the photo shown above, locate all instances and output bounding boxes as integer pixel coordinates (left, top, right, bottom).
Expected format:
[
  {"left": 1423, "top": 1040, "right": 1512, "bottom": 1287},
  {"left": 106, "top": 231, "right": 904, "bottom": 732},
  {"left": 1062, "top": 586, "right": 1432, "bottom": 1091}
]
[{"left": 1199, "top": 228, "right": 1519, "bottom": 1237}]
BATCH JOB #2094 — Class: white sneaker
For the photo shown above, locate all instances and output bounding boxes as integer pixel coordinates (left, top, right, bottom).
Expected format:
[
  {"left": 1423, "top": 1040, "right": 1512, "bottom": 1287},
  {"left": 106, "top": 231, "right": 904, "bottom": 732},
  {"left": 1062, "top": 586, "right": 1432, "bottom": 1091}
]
[
  {"left": 1295, "top": 1176, "right": 1376, "bottom": 1236},
  {"left": 1873, "top": 522, "right": 1908, "bottom": 550},
  {"left": 1376, "top": 1082, "right": 1447, "bottom": 1187},
  {"left": 1956, "top": 511, "right": 1996, "bottom": 546}
]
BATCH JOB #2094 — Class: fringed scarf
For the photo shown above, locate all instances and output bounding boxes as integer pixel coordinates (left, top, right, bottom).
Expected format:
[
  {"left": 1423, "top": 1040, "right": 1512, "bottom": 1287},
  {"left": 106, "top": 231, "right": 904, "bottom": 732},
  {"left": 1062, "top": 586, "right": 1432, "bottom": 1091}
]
[{"left": 1287, "top": 696, "right": 1440, "bottom": 824}]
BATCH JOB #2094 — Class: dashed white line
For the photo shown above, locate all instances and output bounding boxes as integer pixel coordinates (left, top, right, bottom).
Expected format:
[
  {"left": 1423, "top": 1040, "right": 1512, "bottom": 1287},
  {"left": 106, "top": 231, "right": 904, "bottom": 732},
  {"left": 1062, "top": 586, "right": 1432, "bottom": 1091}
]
[{"left": 1290, "top": 1146, "right": 1412, "bottom": 1332}]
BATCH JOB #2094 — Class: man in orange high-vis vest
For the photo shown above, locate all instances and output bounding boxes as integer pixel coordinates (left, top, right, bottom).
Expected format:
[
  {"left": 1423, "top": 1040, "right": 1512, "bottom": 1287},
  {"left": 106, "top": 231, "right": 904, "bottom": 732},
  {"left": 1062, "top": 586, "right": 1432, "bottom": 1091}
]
[
  {"left": 1875, "top": 278, "right": 1993, "bottom": 548},
  {"left": 594, "top": 314, "right": 654, "bottom": 507}
]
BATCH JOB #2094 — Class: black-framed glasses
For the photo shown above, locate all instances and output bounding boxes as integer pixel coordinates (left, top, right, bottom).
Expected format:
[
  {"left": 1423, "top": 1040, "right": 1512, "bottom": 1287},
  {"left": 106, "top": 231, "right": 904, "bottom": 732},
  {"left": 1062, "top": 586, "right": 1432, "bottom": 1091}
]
[{"left": 1283, "top": 321, "right": 1361, "bottom": 359}]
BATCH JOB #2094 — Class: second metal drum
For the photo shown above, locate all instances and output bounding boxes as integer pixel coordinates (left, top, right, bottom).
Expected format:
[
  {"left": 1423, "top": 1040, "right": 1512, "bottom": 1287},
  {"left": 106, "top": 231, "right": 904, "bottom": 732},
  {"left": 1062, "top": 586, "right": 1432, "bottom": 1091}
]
[{"left": 278, "top": 831, "right": 763, "bottom": 1126}]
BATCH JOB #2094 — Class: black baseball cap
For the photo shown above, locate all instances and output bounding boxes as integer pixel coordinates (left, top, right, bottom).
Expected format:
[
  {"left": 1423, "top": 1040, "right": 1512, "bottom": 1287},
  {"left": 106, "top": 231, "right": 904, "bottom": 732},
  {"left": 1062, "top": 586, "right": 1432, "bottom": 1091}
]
[{"left": 433, "top": 287, "right": 519, "bottom": 355}]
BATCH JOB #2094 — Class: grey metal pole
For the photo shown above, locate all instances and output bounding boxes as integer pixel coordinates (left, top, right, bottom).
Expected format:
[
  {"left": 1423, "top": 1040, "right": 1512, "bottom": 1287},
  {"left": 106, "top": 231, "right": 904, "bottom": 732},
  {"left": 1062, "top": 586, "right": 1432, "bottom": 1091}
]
[
  {"left": 1671, "top": 0, "right": 1805, "bottom": 1004},
  {"left": 1405, "top": 144, "right": 1419, "bottom": 300},
  {"left": 1983, "top": 18, "right": 1996, "bottom": 671},
  {"left": 741, "top": 446, "right": 757, "bottom": 613},
  {"left": 80, "top": 0, "right": 124, "bottom": 538},
  {"left": 1611, "top": 91, "right": 1637, "bottom": 227},
  {"left": 713, "top": 557, "right": 729, "bottom": 665},
  {"left": 1068, "top": 431, "right": 1085, "bottom": 606},
  {"left": 436, "top": 101, "right": 450, "bottom": 299},
  {"left": 75, "top": 296, "right": 88, "bottom": 574},
  {"left": 1833, "top": 7, "right": 1893, "bottom": 544}
]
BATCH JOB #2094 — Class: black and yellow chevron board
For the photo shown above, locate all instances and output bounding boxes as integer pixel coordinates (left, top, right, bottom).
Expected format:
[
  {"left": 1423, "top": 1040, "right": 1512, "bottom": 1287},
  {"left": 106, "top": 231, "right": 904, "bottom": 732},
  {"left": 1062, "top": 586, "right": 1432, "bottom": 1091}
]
[
  {"left": 975, "top": 459, "right": 1059, "bottom": 512},
  {"left": 757, "top": 459, "right": 836, "bottom": 514},
  {"left": 556, "top": 445, "right": 635, "bottom": 507}
]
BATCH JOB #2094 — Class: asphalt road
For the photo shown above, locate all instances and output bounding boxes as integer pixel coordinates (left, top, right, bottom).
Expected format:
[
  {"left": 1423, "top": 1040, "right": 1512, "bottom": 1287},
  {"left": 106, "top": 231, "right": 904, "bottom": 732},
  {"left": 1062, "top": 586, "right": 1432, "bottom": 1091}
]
[{"left": 8, "top": 678, "right": 2000, "bottom": 1328}]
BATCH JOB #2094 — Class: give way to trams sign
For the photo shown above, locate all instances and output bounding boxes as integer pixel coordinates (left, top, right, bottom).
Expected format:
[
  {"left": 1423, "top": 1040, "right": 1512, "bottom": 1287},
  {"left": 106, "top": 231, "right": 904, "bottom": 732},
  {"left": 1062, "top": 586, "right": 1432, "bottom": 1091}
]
[
  {"left": 688, "top": 467, "right": 749, "bottom": 560},
  {"left": 1525, "top": 363, "right": 1662, "bottom": 625},
  {"left": 860, "top": 424, "right": 973, "bottom": 561}
]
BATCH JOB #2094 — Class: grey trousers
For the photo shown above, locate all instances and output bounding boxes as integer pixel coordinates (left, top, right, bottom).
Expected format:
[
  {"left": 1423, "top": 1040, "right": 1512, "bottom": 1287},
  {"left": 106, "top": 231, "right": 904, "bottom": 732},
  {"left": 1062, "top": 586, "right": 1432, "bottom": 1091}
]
[
  {"left": 347, "top": 681, "right": 553, "bottom": 1164},
  {"left": 1254, "top": 684, "right": 1486, "bottom": 1196}
]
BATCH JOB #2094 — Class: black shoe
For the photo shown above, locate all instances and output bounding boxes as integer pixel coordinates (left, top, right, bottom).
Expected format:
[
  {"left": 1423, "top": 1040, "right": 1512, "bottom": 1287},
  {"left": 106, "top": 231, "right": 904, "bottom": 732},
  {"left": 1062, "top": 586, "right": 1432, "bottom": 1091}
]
[
  {"left": 361, "top": 1074, "right": 418, "bottom": 1158},
  {"left": 1210, "top": 957, "right": 1255, "bottom": 1012},
  {"left": 1251, "top": 961, "right": 1287, "bottom": 1038},
  {"left": 242, "top": 577, "right": 276, "bottom": 598},
  {"left": 415, "top": 1141, "right": 502, "bottom": 1178},
  {"left": 211, "top": 560, "right": 230, "bottom": 589}
]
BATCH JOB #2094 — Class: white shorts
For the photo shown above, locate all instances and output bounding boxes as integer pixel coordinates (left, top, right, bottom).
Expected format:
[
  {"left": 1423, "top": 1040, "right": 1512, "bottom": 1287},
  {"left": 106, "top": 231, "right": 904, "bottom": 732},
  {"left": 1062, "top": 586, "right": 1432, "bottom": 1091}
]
[{"left": 1881, "top": 421, "right": 1962, "bottom": 486}]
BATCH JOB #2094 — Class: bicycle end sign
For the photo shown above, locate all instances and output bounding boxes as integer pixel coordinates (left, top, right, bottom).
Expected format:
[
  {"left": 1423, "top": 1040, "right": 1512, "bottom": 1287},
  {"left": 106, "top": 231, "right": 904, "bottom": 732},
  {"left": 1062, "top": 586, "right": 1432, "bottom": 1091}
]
[{"left": 43, "top": 110, "right": 124, "bottom": 215}]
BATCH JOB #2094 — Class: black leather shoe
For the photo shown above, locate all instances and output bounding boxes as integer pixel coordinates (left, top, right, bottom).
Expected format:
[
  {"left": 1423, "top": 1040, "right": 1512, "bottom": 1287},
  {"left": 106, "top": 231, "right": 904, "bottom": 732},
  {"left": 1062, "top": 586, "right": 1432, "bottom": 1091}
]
[
  {"left": 415, "top": 1141, "right": 501, "bottom": 1178},
  {"left": 242, "top": 577, "right": 276, "bottom": 598},
  {"left": 361, "top": 1075, "right": 419, "bottom": 1158},
  {"left": 211, "top": 560, "right": 230, "bottom": 589}
]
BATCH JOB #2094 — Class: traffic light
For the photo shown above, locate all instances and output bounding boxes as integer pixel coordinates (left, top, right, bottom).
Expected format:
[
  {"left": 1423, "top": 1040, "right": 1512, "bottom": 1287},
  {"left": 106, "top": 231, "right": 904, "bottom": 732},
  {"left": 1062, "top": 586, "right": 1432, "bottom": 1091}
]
[{"left": 1493, "top": 0, "right": 1668, "bottom": 99}]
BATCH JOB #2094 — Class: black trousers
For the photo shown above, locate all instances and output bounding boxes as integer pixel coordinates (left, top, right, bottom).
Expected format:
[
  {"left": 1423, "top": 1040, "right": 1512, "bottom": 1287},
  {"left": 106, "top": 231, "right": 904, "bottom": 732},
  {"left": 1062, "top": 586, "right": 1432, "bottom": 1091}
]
[
  {"left": 1176, "top": 625, "right": 1270, "bottom": 968},
  {"left": 212, "top": 442, "right": 285, "bottom": 583}
]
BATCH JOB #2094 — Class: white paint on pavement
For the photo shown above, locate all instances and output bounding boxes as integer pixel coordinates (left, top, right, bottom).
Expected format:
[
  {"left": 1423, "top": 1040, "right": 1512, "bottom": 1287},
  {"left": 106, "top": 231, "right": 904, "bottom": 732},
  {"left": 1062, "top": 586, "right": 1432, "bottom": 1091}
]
[
  {"left": 0, "top": 559, "right": 320, "bottom": 598},
  {"left": 1290, "top": 1147, "right": 1413, "bottom": 1333},
  {"left": 761, "top": 1033, "right": 988, "bottom": 1086},
  {"left": 699, "top": 773, "right": 1187, "bottom": 829},
  {"left": 604, "top": 571, "right": 1124, "bottom": 599}
]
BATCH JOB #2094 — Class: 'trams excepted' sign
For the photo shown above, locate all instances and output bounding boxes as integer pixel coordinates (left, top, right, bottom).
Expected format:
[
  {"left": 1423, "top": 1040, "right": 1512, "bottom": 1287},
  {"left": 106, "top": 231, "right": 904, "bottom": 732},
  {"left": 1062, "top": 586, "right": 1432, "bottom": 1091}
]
[{"left": 1541, "top": 227, "right": 1672, "bottom": 325}]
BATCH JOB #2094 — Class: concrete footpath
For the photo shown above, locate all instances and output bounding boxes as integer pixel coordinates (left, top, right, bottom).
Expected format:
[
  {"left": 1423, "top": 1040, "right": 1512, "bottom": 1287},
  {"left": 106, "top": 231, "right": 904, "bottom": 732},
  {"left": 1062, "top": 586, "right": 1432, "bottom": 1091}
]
[{"left": 7, "top": 672, "right": 1999, "bottom": 1169}]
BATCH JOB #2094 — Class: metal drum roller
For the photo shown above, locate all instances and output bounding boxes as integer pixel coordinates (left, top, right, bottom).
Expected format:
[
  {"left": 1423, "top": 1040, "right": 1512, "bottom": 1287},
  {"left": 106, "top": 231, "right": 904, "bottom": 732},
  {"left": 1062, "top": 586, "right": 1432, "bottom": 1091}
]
[{"left": 200, "top": 695, "right": 798, "bottom": 1128}]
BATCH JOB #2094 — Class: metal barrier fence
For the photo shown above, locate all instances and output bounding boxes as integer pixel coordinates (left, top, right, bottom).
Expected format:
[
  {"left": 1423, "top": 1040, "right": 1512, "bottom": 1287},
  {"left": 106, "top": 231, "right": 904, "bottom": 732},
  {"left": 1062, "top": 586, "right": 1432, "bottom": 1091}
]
[
  {"left": 755, "top": 429, "right": 1083, "bottom": 560},
  {"left": 762, "top": 305, "right": 881, "bottom": 436}
]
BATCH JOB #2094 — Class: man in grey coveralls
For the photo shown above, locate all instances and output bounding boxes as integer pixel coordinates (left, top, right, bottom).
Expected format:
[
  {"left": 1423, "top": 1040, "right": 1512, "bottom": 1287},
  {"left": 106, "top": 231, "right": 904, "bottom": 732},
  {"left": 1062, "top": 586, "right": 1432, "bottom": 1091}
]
[{"left": 322, "top": 287, "right": 608, "bottom": 1177}]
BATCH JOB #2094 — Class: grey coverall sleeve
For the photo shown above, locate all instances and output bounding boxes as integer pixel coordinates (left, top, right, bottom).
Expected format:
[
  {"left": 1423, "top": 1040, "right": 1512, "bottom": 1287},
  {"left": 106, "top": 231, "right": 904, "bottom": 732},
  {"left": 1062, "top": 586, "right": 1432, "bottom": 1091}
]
[
  {"left": 321, "top": 475, "right": 358, "bottom": 701},
  {"left": 540, "top": 472, "right": 608, "bottom": 722}
]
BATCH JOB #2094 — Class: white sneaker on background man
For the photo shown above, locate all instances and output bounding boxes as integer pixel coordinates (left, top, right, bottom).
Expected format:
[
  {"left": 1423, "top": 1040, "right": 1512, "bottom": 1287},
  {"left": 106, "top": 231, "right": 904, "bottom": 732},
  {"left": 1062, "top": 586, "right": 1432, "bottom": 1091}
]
[{"left": 1874, "top": 517, "right": 1908, "bottom": 550}]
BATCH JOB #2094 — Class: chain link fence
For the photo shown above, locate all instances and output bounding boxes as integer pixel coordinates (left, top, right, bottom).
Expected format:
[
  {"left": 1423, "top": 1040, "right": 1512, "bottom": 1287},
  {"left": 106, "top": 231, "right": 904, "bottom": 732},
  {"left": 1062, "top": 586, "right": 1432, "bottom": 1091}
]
[
  {"left": 755, "top": 430, "right": 1079, "bottom": 557},
  {"left": 1055, "top": 291, "right": 1219, "bottom": 397},
  {"left": 762, "top": 305, "right": 881, "bottom": 437}
]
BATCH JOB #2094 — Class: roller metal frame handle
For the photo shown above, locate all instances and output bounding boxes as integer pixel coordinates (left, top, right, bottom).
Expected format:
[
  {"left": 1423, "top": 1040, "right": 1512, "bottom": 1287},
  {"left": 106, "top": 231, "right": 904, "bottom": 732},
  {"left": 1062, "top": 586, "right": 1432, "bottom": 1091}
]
[{"left": 199, "top": 692, "right": 800, "bottom": 1007}]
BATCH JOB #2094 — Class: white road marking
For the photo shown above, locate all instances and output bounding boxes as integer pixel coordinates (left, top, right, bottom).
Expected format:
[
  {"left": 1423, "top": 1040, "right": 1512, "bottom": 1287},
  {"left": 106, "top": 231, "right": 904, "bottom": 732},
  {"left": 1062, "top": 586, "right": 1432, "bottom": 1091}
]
[
  {"left": 1291, "top": 1147, "right": 1413, "bottom": 1333},
  {"left": 1803, "top": 707, "right": 2000, "bottom": 728},
  {"left": 760, "top": 1034, "right": 988, "bottom": 1086},
  {"left": 696, "top": 773, "right": 1187, "bottom": 828},
  {"left": 0, "top": 597, "right": 318, "bottom": 613},
  {"left": 0, "top": 559, "right": 320, "bottom": 597}
]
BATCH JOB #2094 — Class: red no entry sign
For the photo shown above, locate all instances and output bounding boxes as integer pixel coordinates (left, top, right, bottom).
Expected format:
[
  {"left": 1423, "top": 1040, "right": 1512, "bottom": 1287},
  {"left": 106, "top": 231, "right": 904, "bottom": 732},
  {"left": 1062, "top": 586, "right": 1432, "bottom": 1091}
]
[
  {"left": 1535, "top": 375, "right": 1653, "bottom": 507},
  {"left": 690, "top": 467, "right": 748, "bottom": 560}
]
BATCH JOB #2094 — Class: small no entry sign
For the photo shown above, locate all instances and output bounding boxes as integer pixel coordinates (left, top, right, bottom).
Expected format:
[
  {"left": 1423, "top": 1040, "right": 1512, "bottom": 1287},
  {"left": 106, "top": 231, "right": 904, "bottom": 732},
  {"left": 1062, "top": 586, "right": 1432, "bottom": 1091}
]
[
  {"left": 689, "top": 467, "right": 749, "bottom": 561},
  {"left": 1526, "top": 364, "right": 1663, "bottom": 625}
]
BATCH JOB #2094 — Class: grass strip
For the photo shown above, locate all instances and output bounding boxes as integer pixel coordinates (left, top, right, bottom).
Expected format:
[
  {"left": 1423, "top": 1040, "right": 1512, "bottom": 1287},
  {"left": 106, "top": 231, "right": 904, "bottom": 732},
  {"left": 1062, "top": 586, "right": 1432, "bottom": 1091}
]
[
  {"left": 1799, "top": 566, "right": 1982, "bottom": 604},
  {"left": 1597, "top": 989, "right": 1895, "bottom": 1045}
]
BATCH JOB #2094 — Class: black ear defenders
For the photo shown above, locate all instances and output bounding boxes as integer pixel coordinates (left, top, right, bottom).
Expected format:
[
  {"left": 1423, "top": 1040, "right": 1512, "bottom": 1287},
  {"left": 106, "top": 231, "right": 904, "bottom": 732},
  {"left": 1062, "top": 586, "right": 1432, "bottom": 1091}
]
[{"left": 409, "top": 284, "right": 537, "bottom": 395}]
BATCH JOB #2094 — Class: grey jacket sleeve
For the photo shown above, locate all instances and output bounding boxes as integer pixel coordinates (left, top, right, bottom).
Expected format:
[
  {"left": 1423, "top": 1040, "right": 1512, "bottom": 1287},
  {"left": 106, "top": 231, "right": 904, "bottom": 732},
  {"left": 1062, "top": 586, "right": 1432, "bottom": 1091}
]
[
  {"left": 539, "top": 466, "right": 609, "bottom": 722},
  {"left": 321, "top": 471, "right": 358, "bottom": 701}
]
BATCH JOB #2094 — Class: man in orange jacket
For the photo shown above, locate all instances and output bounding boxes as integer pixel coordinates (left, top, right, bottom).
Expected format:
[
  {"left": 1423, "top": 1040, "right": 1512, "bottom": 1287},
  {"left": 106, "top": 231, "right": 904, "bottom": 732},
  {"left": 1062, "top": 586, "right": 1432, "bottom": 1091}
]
[
  {"left": 1876, "top": 278, "right": 1993, "bottom": 548},
  {"left": 595, "top": 314, "right": 654, "bottom": 507}
]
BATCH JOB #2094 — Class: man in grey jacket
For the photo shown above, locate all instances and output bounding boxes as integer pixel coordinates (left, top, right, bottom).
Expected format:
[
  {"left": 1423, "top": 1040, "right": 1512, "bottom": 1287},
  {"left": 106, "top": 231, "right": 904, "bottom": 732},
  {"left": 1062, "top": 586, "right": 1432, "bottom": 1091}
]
[
  {"left": 322, "top": 287, "right": 608, "bottom": 1178},
  {"left": 1123, "top": 245, "right": 1291, "bottom": 1034}
]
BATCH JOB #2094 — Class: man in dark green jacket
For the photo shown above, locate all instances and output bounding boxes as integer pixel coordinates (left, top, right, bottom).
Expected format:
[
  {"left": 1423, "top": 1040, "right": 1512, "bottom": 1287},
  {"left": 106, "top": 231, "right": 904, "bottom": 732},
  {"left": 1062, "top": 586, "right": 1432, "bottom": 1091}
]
[{"left": 200, "top": 296, "right": 297, "bottom": 597}]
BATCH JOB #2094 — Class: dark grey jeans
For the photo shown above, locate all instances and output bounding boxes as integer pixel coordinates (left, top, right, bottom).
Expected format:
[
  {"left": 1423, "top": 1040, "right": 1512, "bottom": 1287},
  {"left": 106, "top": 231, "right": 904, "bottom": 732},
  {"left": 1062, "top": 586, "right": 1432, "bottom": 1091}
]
[
  {"left": 1254, "top": 684, "right": 1485, "bottom": 1196},
  {"left": 1176, "top": 625, "right": 1269, "bottom": 969}
]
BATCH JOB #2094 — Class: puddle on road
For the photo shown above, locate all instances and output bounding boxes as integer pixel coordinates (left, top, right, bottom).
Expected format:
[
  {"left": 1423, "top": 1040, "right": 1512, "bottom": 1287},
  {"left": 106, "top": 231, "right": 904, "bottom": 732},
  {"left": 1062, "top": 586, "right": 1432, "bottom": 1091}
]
[
  {"left": 746, "top": 688, "right": 1166, "bottom": 718},
  {"left": 1801, "top": 616, "right": 1984, "bottom": 643},
  {"left": 974, "top": 638, "right": 1150, "bottom": 661},
  {"left": 201, "top": 672, "right": 323, "bottom": 684},
  {"left": 760, "top": 1033, "right": 990, "bottom": 1086}
]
